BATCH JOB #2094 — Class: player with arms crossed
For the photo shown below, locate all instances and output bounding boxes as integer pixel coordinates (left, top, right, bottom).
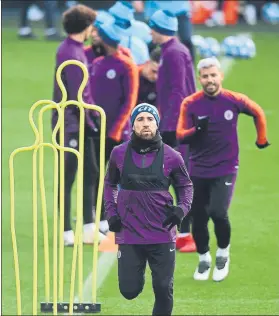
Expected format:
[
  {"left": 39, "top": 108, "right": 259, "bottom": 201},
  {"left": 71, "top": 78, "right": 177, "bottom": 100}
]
[{"left": 176, "top": 57, "right": 270, "bottom": 282}]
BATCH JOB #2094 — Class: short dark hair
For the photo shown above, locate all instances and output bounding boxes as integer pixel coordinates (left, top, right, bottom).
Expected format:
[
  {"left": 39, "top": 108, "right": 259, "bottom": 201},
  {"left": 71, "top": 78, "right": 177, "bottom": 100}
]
[
  {"left": 150, "top": 47, "right": 161, "bottom": 63},
  {"left": 62, "top": 4, "right": 96, "bottom": 35}
]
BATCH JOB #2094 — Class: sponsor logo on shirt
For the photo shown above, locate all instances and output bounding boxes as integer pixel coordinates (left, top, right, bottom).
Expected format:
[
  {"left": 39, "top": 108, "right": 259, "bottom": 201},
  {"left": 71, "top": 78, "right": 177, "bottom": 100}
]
[
  {"left": 106, "top": 69, "right": 116, "bottom": 79},
  {"left": 224, "top": 110, "right": 234, "bottom": 120},
  {"left": 140, "top": 147, "right": 151, "bottom": 153}
]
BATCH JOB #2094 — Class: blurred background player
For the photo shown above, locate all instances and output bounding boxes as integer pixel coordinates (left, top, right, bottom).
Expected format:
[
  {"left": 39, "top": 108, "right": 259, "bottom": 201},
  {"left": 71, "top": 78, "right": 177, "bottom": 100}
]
[
  {"left": 133, "top": 0, "right": 195, "bottom": 61},
  {"left": 149, "top": 9, "right": 197, "bottom": 252},
  {"left": 205, "top": 0, "right": 257, "bottom": 27},
  {"left": 137, "top": 47, "right": 161, "bottom": 106},
  {"left": 84, "top": 9, "right": 133, "bottom": 72},
  {"left": 108, "top": 1, "right": 150, "bottom": 66},
  {"left": 177, "top": 57, "right": 270, "bottom": 282},
  {"left": 104, "top": 103, "right": 193, "bottom": 315},
  {"left": 52, "top": 4, "right": 106, "bottom": 246},
  {"left": 18, "top": 0, "right": 63, "bottom": 40},
  {"left": 89, "top": 22, "right": 139, "bottom": 233}
]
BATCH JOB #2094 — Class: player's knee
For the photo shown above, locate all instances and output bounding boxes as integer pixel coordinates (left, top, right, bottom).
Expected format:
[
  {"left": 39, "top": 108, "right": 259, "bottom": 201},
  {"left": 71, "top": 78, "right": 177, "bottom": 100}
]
[
  {"left": 119, "top": 283, "right": 144, "bottom": 300},
  {"left": 120, "top": 288, "right": 142, "bottom": 300},
  {"left": 211, "top": 211, "right": 229, "bottom": 223}
]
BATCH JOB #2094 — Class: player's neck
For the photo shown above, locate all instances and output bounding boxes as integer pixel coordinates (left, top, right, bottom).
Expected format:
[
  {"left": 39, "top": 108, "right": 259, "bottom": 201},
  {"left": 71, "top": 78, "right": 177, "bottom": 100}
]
[
  {"left": 160, "top": 36, "right": 174, "bottom": 45},
  {"left": 69, "top": 33, "right": 85, "bottom": 43}
]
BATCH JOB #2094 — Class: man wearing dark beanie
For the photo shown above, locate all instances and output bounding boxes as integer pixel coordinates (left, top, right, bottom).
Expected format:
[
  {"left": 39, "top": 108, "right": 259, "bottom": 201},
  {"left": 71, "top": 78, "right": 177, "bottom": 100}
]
[
  {"left": 149, "top": 9, "right": 197, "bottom": 253},
  {"left": 104, "top": 103, "right": 193, "bottom": 315},
  {"left": 89, "top": 22, "right": 139, "bottom": 231},
  {"left": 52, "top": 4, "right": 107, "bottom": 246}
]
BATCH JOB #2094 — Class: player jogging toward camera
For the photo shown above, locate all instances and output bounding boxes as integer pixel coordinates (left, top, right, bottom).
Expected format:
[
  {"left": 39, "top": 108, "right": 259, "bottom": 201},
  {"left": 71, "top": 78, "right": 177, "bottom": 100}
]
[
  {"left": 176, "top": 57, "right": 270, "bottom": 282},
  {"left": 105, "top": 103, "right": 193, "bottom": 315}
]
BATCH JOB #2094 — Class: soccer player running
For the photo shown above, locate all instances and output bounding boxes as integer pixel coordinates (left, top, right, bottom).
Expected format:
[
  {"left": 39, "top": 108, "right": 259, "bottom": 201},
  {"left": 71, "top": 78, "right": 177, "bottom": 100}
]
[
  {"left": 104, "top": 103, "right": 193, "bottom": 316},
  {"left": 149, "top": 9, "right": 197, "bottom": 252},
  {"left": 52, "top": 5, "right": 106, "bottom": 246},
  {"left": 176, "top": 57, "right": 270, "bottom": 282}
]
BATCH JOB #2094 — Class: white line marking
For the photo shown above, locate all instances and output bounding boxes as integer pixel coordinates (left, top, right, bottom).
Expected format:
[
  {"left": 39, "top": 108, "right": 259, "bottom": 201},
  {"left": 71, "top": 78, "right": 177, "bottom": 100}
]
[
  {"left": 74, "top": 251, "right": 117, "bottom": 301},
  {"left": 71, "top": 251, "right": 116, "bottom": 314}
]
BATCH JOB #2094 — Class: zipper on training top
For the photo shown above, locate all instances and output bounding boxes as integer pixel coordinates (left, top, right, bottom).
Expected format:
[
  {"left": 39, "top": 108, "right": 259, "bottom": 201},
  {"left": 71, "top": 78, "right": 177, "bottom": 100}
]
[{"left": 142, "top": 154, "right": 146, "bottom": 168}]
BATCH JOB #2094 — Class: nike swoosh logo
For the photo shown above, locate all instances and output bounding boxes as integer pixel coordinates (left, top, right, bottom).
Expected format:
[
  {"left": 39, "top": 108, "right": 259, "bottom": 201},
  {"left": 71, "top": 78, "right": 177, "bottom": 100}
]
[
  {"left": 225, "top": 182, "right": 232, "bottom": 186},
  {"left": 170, "top": 248, "right": 175, "bottom": 252}
]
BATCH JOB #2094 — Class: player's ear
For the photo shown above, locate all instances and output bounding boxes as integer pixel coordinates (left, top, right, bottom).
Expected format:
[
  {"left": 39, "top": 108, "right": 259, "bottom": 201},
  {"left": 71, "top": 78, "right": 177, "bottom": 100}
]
[{"left": 220, "top": 71, "right": 224, "bottom": 80}]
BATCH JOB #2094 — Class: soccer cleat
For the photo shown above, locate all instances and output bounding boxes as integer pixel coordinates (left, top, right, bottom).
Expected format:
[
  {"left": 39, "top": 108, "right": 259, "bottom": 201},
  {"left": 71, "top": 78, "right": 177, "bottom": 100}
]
[
  {"left": 18, "top": 32, "right": 37, "bottom": 40},
  {"left": 64, "top": 230, "right": 75, "bottom": 247},
  {"left": 83, "top": 223, "right": 107, "bottom": 245},
  {"left": 194, "top": 260, "right": 211, "bottom": 280},
  {"left": 45, "top": 33, "right": 65, "bottom": 42},
  {"left": 212, "top": 256, "right": 230, "bottom": 282},
  {"left": 179, "top": 234, "right": 197, "bottom": 253}
]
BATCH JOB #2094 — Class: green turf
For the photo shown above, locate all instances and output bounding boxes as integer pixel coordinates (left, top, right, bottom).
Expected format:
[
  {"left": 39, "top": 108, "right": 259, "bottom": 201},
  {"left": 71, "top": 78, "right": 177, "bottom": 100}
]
[{"left": 2, "top": 28, "right": 279, "bottom": 315}]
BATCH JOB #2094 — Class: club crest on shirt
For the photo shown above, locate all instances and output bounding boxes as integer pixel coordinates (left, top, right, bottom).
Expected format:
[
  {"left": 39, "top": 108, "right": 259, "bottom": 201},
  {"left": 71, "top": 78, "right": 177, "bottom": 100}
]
[
  {"left": 224, "top": 110, "right": 234, "bottom": 120},
  {"left": 106, "top": 69, "right": 116, "bottom": 79},
  {"left": 69, "top": 139, "right": 78, "bottom": 148}
]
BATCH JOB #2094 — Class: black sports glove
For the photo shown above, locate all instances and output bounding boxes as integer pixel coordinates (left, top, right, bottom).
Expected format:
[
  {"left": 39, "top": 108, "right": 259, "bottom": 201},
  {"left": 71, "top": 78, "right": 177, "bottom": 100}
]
[
  {"left": 162, "top": 205, "right": 185, "bottom": 231},
  {"left": 256, "top": 141, "right": 270, "bottom": 149},
  {"left": 195, "top": 116, "right": 209, "bottom": 133},
  {"left": 108, "top": 215, "right": 122, "bottom": 233}
]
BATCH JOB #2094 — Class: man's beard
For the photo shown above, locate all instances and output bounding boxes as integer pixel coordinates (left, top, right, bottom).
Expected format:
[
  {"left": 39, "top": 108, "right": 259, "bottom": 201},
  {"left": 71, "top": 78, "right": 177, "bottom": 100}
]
[
  {"left": 204, "top": 83, "right": 219, "bottom": 95},
  {"left": 135, "top": 129, "right": 156, "bottom": 140}
]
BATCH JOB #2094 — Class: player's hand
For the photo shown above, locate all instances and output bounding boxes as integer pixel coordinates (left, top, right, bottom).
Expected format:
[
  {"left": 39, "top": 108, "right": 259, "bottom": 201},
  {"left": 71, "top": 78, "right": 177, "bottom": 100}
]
[
  {"left": 162, "top": 205, "right": 184, "bottom": 231},
  {"left": 195, "top": 116, "right": 209, "bottom": 133},
  {"left": 108, "top": 215, "right": 122, "bottom": 233},
  {"left": 256, "top": 141, "right": 271, "bottom": 149}
]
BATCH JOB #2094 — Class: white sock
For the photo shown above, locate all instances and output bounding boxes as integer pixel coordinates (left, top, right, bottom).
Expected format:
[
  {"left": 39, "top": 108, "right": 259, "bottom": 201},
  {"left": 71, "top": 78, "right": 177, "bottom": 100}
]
[
  {"left": 216, "top": 244, "right": 230, "bottom": 257},
  {"left": 83, "top": 222, "right": 95, "bottom": 231},
  {"left": 18, "top": 27, "right": 32, "bottom": 36},
  {"left": 99, "top": 220, "right": 109, "bottom": 232},
  {"left": 199, "top": 251, "right": 211, "bottom": 263},
  {"left": 178, "top": 233, "right": 190, "bottom": 238}
]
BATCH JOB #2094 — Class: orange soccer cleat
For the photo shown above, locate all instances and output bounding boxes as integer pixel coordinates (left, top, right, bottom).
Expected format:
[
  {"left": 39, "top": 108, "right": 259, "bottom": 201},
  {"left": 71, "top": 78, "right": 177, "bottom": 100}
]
[{"left": 177, "top": 234, "right": 197, "bottom": 253}]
